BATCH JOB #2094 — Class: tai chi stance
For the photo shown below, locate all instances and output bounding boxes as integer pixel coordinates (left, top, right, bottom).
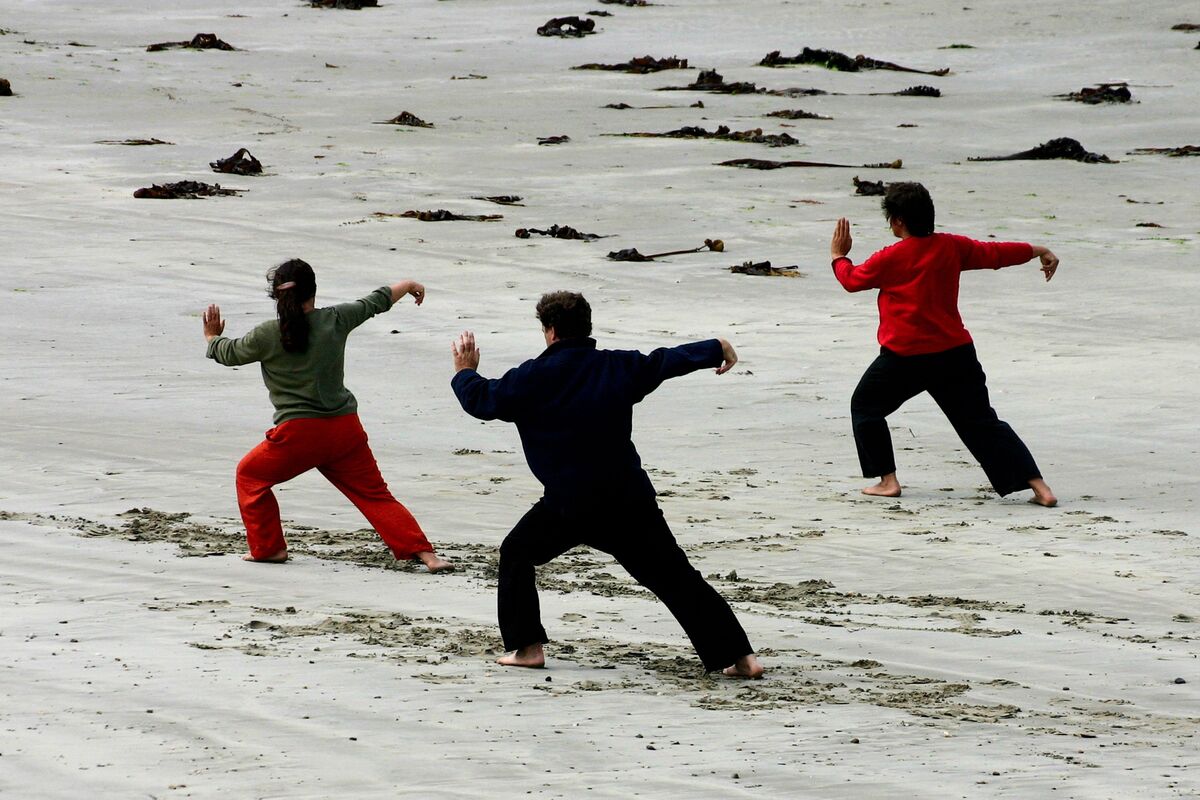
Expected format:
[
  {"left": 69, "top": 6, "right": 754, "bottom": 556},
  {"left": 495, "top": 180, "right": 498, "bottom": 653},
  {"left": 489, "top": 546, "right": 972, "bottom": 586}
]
[
  {"left": 450, "top": 291, "right": 762, "bottom": 677},
  {"left": 202, "top": 259, "right": 453, "bottom": 570},
  {"left": 831, "top": 182, "right": 1058, "bottom": 506}
]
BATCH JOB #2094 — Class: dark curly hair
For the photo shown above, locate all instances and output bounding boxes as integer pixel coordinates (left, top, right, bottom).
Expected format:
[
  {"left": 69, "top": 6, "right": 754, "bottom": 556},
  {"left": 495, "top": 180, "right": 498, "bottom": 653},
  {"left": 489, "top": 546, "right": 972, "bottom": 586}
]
[
  {"left": 536, "top": 291, "right": 592, "bottom": 340},
  {"left": 882, "top": 182, "right": 935, "bottom": 237},
  {"left": 266, "top": 259, "right": 316, "bottom": 353}
]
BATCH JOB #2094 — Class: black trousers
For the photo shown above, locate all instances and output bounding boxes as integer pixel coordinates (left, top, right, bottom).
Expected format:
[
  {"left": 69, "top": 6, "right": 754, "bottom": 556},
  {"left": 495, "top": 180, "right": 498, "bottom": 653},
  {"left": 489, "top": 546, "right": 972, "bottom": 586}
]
[
  {"left": 850, "top": 343, "right": 1041, "bottom": 496},
  {"left": 497, "top": 498, "right": 754, "bottom": 672}
]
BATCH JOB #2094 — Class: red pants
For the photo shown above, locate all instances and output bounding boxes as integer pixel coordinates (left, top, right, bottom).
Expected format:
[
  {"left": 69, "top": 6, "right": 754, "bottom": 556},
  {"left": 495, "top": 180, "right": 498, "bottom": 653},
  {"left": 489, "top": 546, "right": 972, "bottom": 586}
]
[{"left": 235, "top": 413, "right": 432, "bottom": 560}]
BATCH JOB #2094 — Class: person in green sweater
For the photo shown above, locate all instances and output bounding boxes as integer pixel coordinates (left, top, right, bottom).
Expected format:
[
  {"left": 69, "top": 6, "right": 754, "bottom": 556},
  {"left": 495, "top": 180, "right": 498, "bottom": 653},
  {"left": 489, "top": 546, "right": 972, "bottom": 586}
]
[{"left": 203, "top": 258, "right": 453, "bottom": 571}]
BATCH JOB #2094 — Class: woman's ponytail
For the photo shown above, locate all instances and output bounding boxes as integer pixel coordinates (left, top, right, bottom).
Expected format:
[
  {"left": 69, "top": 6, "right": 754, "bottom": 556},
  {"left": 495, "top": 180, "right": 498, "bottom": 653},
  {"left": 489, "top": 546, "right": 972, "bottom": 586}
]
[{"left": 267, "top": 259, "right": 316, "bottom": 353}]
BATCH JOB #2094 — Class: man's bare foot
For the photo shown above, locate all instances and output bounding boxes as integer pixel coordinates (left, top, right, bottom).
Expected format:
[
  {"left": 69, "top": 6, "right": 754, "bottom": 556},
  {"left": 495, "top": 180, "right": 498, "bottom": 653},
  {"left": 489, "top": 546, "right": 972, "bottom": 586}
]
[
  {"left": 414, "top": 550, "right": 455, "bottom": 573},
  {"left": 496, "top": 643, "right": 545, "bottom": 668},
  {"left": 862, "top": 472, "right": 901, "bottom": 498},
  {"left": 722, "top": 654, "right": 764, "bottom": 679},
  {"left": 1028, "top": 478, "right": 1057, "bottom": 508},
  {"left": 243, "top": 549, "right": 287, "bottom": 563}
]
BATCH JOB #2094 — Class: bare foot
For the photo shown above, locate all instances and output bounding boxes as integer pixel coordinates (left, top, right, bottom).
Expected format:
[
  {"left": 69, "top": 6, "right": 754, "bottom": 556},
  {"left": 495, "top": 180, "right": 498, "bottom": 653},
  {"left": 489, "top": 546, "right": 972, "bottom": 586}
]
[
  {"left": 862, "top": 472, "right": 901, "bottom": 498},
  {"left": 496, "top": 643, "right": 545, "bottom": 668},
  {"left": 414, "top": 550, "right": 455, "bottom": 573},
  {"left": 722, "top": 654, "right": 764, "bottom": 679},
  {"left": 1028, "top": 478, "right": 1057, "bottom": 508},
  {"left": 243, "top": 549, "right": 288, "bottom": 563}
]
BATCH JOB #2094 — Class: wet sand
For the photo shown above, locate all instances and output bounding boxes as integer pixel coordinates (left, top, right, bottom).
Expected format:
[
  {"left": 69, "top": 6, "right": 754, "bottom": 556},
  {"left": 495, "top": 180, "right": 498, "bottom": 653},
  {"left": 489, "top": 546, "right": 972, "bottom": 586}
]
[{"left": 1, "top": 0, "right": 1197, "bottom": 797}]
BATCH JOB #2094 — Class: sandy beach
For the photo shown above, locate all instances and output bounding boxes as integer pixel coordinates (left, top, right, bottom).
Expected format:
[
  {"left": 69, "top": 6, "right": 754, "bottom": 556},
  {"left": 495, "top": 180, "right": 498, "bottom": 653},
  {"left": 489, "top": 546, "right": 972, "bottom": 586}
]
[{"left": 1, "top": 0, "right": 1198, "bottom": 797}]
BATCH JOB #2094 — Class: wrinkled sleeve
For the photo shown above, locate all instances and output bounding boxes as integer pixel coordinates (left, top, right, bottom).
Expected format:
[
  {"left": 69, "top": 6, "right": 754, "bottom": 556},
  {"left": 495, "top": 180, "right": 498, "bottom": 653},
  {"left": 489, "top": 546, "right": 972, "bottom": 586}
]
[
  {"left": 206, "top": 325, "right": 268, "bottom": 367},
  {"left": 452, "top": 364, "right": 531, "bottom": 423},
  {"left": 957, "top": 236, "right": 1034, "bottom": 271},
  {"left": 832, "top": 248, "right": 894, "bottom": 292},
  {"left": 333, "top": 286, "right": 394, "bottom": 332},
  {"left": 632, "top": 339, "right": 723, "bottom": 402}
]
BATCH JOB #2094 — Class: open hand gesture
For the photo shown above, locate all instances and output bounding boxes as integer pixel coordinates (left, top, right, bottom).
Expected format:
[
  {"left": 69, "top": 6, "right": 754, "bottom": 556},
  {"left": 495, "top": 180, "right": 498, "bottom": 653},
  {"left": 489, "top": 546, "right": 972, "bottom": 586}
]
[
  {"left": 831, "top": 217, "right": 853, "bottom": 259},
  {"left": 203, "top": 304, "right": 225, "bottom": 341},
  {"left": 452, "top": 331, "right": 481, "bottom": 372}
]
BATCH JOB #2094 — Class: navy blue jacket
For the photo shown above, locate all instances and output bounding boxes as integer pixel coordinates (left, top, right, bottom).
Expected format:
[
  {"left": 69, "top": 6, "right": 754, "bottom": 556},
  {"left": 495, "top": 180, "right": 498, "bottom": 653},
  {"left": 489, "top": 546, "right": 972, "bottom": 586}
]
[{"left": 451, "top": 337, "right": 724, "bottom": 510}]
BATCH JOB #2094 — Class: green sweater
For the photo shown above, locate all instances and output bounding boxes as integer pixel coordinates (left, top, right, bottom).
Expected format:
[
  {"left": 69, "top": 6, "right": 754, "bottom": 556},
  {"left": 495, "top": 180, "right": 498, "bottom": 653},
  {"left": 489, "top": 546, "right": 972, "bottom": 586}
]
[{"left": 207, "top": 287, "right": 394, "bottom": 424}]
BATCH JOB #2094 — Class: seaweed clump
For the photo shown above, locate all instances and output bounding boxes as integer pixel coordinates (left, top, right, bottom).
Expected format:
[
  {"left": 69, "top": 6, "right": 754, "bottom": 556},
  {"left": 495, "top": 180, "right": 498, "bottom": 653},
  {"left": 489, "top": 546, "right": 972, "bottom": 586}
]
[
  {"left": 537, "top": 17, "right": 596, "bottom": 37},
  {"left": 134, "top": 181, "right": 243, "bottom": 199},
  {"left": 615, "top": 125, "right": 799, "bottom": 147},
  {"left": 210, "top": 148, "right": 262, "bottom": 175},
  {"left": 760, "top": 48, "right": 948, "bottom": 76},
  {"left": 147, "top": 33, "right": 235, "bottom": 52},
  {"left": 575, "top": 56, "right": 688, "bottom": 74},
  {"left": 969, "top": 137, "right": 1113, "bottom": 164},
  {"left": 1058, "top": 83, "right": 1132, "bottom": 104}
]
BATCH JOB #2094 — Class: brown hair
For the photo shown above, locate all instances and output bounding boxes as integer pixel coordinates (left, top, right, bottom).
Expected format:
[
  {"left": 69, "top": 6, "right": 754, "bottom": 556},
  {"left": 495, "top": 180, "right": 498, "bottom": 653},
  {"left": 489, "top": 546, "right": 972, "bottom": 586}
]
[
  {"left": 267, "top": 259, "right": 316, "bottom": 353},
  {"left": 536, "top": 291, "right": 592, "bottom": 339}
]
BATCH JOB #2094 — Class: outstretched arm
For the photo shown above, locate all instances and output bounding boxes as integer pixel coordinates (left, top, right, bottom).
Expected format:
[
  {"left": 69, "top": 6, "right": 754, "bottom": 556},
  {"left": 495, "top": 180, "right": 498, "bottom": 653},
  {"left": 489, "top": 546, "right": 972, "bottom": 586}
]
[
  {"left": 1029, "top": 246, "right": 1059, "bottom": 282},
  {"left": 632, "top": 338, "right": 728, "bottom": 401},
  {"left": 390, "top": 280, "right": 426, "bottom": 305},
  {"left": 451, "top": 331, "right": 526, "bottom": 422}
]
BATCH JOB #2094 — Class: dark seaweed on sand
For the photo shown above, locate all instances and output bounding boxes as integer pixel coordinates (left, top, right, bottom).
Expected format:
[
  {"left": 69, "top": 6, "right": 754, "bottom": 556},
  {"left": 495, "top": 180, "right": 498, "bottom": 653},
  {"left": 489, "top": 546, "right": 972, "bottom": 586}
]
[
  {"left": 1057, "top": 83, "right": 1132, "bottom": 104},
  {"left": 537, "top": 16, "right": 596, "bottom": 37},
  {"left": 759, "top": 48, "right": 949, "bottom": 76},
  {"left": 729, "top": 261, "right": 802, "bottom": 277},
  {"left": 0, "top": 78, "right": 11, "bottom": 96},
  {"left": 210, "top": 148, "right": 262, "bottom": 175},
  {"left": 720, "top": 158, "right": 902, "bottom": 170},
  {"left": 574, "top": 56, "right": 688, "bottom": 74},
  {"left": 613, "top": 125, "right": 799, "bottom": 147},
  {"left": 146, "top": 33, "right": 235, "bottom": 52},
  {"left": 1127, "top": 145, "right": 1200, "bottom": 157},
  {"left": 969, "top": 137, "right": 1113, "bottom": 163},
  {"left": 96, "top": 138, "right": 173, "bottom": 145},
  {"left": 660, "top": 69, "right": 764, "bottom": 94},
  {"left": 387, "top": 210, "right": 503, "bottom": 222},
  {"left": 765, "top": 108, "right": 832, "bottom": 120},
  {"left": 515, "top": 225, "right": 605, "bottom": 240},
  {"left": 538, "top": 135, "right": 570, "bottom": 146},
  {"left": 599, "top": 0, "right": 652, "bottom": 5},
  {"left": 884, "top": 85, "right": 940, "bottom": 97},
  {"left": 473, "top": 195, "right": 524, "bottom": 205},
  {"left": 853, "top": 176, "right": 888, "bottom": 195},
  {"left": 608, "top": 240, "right": 724, "bottom": 261},
  {"left": 1171, "top": 23, "right": 1200, "bottom": 31},
  {"left": 375, "top": 111, "right": 434, "bottom": 128},
  {"left": 134, "top": 181, "right": 243, "bottom": 199},
  {"left": 308, "top": 0, "right": 378, "bottom": 8}
]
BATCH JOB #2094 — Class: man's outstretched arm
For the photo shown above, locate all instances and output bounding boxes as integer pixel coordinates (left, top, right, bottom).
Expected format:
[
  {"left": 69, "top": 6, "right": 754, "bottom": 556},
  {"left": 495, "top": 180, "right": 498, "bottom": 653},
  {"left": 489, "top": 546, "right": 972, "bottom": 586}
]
[{"left": 632, "top": 338, "right": 737, "bottom": 401}]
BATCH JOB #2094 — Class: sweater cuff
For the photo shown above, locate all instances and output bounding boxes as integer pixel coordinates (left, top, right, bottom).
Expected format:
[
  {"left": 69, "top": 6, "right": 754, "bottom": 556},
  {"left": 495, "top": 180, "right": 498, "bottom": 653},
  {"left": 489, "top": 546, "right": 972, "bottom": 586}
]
[
  {"left": 205, "top": 336, "right": 226, "bottom": 360},
  {"left": 831, "top": 256, "right": 851, "bottom": 268}
]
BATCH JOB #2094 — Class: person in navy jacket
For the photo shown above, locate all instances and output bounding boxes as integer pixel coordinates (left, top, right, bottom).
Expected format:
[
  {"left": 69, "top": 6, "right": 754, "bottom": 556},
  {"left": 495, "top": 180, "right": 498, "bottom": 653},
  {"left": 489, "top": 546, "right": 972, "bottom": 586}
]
[
  {"left": 451, "top": 291, "right": 763, "bottom": 677},
  {"left": 831, "top": 182, "right": 1059, "bottom": 506}
]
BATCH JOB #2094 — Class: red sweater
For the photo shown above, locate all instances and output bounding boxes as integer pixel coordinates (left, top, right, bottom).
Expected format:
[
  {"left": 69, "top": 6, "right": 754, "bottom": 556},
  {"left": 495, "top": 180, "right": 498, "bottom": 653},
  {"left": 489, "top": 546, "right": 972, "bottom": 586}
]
[{"left": 833, "top": 233, "right": 1033, "bottom": 356}]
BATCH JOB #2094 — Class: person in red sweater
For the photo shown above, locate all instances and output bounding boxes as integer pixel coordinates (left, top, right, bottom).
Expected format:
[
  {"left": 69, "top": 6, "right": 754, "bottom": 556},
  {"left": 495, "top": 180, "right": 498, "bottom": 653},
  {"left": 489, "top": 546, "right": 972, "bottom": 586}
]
[{"left": 830, "top": 182, "right": 1059, "bottom": 506}]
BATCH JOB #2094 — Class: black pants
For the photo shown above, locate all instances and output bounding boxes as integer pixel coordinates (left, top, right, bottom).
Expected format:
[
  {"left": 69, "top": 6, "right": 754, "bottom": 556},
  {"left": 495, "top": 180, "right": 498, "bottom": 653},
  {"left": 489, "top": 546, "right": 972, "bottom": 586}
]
[
  {"left": 497, "top": 498, "right": 754, "bottom": 672},
  {"left": 850, "top": 343, "right": 1041, "bottom": 496}
]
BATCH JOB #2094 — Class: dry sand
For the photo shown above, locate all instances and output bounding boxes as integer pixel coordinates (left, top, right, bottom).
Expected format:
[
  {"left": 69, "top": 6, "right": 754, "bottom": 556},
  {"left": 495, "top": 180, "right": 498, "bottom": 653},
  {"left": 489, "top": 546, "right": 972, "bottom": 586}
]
[{"left": 1, "top": 0, "right": 1198, "bottom": 797}]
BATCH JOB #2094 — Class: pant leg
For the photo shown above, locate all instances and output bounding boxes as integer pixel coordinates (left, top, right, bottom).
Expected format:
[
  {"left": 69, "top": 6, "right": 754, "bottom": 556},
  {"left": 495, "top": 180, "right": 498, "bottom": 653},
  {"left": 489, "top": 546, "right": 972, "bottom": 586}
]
[
  {"left": 850, "top": 349, "right": 927, "bottom": 477},
  {"left": 235, "top": 420, "right": 324, "bottom": 558},
  {"left": 497, "top": 501, "right": 581, "bottom": 651},
  {"left": 315, "top": 415, "right": 433, "bottom": 559},
  {"left": 588, "top": 503, "right": 753, "bottom": 672},
  {"left": 925, "top": 344, "right": 1041, "bottom": 496}
]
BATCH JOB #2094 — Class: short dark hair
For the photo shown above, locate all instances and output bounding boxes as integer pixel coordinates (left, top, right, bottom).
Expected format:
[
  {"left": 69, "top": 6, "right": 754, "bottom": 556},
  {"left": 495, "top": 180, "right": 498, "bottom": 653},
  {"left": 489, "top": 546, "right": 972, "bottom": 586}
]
[
  {"left": 882, "top": 182, "right": 935, "bottom": 236},
  {"left": 536, "top": 291, "right": 592, "bottom": 339}
]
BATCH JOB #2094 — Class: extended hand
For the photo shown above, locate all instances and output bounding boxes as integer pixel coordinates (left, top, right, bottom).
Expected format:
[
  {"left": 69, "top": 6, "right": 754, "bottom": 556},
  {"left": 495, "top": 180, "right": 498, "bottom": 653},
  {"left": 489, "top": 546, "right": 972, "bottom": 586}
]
[
  {"left": 715, "top": 338, "right": 738, "bottom": 375},
  {"left": 1039, "top": 250, "right": 1059, "bottom": 282},
  {"left": 405, "top": 281, "right": 426, "bottom": 305},
  {"left": 203, "top": 304, "right": 225, "bottom": 341},
  {"left": 452, "top": 330, "right": 481, "bottom": 372},
  {"left": 831, "top": 217, "right": 853, "bottom": 259}
]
